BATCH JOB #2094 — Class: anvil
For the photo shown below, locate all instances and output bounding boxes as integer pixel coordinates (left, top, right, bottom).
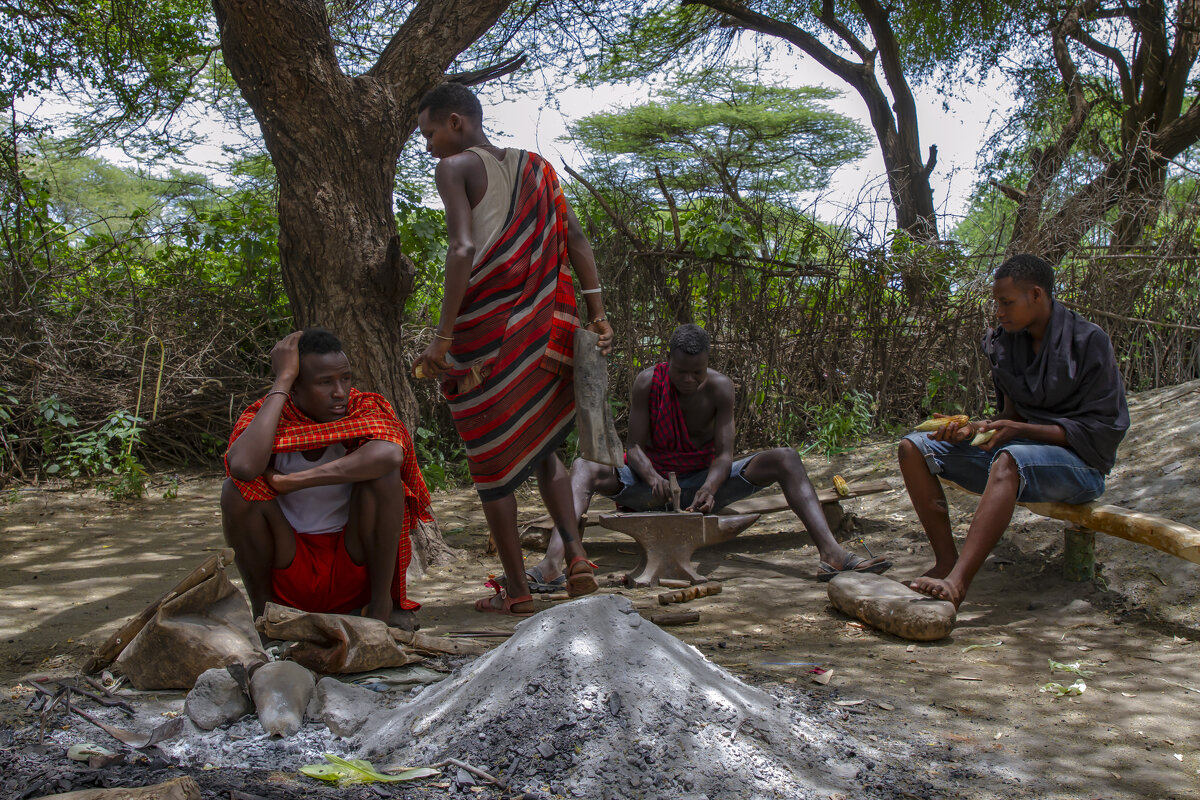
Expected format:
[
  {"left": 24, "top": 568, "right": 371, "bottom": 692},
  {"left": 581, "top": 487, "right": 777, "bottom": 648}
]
[{"left": 598, "top": 511, "right": 761, "bottom": 587}]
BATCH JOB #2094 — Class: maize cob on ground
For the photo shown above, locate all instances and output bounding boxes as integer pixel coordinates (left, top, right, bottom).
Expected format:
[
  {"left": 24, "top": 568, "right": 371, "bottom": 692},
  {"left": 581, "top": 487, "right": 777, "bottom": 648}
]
[{"left": 832, "top": 475, "right": 850, "bottom": 497}]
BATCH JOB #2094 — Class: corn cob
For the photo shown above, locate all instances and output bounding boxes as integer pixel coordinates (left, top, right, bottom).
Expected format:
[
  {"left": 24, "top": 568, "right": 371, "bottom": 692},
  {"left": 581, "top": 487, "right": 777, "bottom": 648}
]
[
  {"left": 913, "top": 414, "right": 969, "bottom": 432},
  {"left": 832, "top": 475, "right": 850, "bottom": 497},
  {"left": 970, "top": 429, "right": 996, "bottom": 446}
]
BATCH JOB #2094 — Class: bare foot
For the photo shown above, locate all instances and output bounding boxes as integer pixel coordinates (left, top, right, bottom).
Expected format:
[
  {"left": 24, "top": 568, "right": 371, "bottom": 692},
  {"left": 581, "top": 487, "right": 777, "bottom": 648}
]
[
  {"left": 907, "top": 561, "right": 956, "bottom": 586},
  {"left": 362, "top": 598, "right": 393, "bottom": 624},
  {"left": 909, "top": 576, "right": 965, "bottom": 608},
  {"left": 389, "top": 608, "right": 420, "bottom": 631}
]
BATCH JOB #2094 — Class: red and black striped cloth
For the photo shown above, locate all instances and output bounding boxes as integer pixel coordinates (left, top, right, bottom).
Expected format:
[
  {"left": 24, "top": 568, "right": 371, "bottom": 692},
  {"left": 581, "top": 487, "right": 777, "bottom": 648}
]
[
  {"left": 441, "top": 150, "right": 580, "bottom": 501},
  {"left": 224, "top": 388, "right": 432, "bottom": 610},
  {"left": 643, "top": 362, "right": 715, "bottom": 476}
]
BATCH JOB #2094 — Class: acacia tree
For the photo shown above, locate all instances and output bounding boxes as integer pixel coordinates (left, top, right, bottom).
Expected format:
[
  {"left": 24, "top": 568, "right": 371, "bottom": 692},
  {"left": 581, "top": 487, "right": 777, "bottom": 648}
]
[
  {"left": 993, "top": 0, "right": 1200, "bottom": 263},
  {"left": 571, "top": 64, "right": 870, "bottom": 210},
  {"left": 581, "top": 1, "right": 1037, "bottom": 247}
]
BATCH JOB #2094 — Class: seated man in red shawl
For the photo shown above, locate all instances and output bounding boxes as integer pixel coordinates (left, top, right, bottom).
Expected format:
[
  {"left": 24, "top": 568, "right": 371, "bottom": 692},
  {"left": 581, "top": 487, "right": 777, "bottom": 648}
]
[
  {"left": 530, "top": 324, "right": 891, "bottom": 588},
  {"left": 222, "top": 329, "right": 432, "bottom": 630}
]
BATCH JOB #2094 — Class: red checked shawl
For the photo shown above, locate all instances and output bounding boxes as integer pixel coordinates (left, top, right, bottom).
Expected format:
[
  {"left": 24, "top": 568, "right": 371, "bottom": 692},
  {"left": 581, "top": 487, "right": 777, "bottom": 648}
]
[
  {"left": 225, "top": 389, "right": 432, "bottom": 528},
  {"left": 644, "top": 362, "right": 715, "bottom": 475}
]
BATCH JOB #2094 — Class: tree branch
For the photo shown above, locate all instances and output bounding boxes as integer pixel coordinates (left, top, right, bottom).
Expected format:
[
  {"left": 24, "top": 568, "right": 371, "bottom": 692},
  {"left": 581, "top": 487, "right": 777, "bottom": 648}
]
[
  {"left": 371, "top": 0, "right": 512, "bottom": 90},
  {"left": 447, "top": 54, "right": 527, "bottom": 87},
  {"left": 818, "top": 0, "right": 874, "bottom": 63},
  {"left": 989, "top": 178, "right": 1026, "bottom": 202},
  {"left": 559, "top": 161, "right": 645, "bottom": 247}
]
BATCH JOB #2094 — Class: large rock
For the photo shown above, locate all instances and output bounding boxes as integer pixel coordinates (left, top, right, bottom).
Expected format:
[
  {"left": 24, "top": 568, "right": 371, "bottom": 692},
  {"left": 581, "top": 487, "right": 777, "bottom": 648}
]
[
  {"left": 827, "top": 572, "right": 956, "bottom": 641},
  {"left": 307, "top": 677, "right": 383, "bottom": 737},
  {"left": 184, "top": 668, "right": 251, "bottom": 731}
]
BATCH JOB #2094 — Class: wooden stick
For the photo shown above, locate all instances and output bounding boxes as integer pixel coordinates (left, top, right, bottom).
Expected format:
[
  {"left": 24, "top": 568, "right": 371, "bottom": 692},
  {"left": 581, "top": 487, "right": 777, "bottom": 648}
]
[
  {"left": 389, "top": 628, "right": 488, "bottom": 655},
  {"left": 430, "top": 757, "right": 507, "bottom": 788},
  {"left": 658, "top": 582, "right": 722, "bottom": 605},
  {"left": 669, "top": 472, "right": 681, "bottom": 512},
  {"left": 1022, "top": 502, "right": 1200, "bottom": 565},
  {"left": 658, "top": 578, "right": 692, "bottom": 589},
  {"left": 650, "top": 610, "right": 700, "bottom": 626}
]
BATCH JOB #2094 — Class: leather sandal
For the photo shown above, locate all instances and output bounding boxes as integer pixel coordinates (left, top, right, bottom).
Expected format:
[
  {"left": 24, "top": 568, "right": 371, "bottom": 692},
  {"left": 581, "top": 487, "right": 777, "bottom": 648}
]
[
  {"left": 566, "top": 557, "right": 599, "bottom": 598},
  {"left": 474, "top": 577, "right": 535, "bottom": 616}
]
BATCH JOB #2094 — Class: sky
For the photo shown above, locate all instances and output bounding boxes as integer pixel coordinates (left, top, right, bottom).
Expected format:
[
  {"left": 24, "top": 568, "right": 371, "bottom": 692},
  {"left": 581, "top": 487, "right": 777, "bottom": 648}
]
[
  {"left": 472, "top": 59, "right": 1013, "bottom": 232},
  {"left": 20, "top": 37, "right": 1013, "bottom": 234}
]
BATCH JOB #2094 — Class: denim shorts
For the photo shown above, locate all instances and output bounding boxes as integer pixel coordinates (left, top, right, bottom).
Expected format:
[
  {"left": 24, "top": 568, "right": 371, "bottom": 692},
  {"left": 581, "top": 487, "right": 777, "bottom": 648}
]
[
  {"left": 607, "top": 456, "right": 765, "bottom": 512},
  {"left": 903, "top": 432, "right": 1105, "bottom": 505}
]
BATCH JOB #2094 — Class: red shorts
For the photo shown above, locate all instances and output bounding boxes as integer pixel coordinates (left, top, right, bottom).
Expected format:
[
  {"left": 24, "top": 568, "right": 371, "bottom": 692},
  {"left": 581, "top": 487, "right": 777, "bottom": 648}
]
[{"left": 270, "top": 526, "right": 419, "bottom": 614}]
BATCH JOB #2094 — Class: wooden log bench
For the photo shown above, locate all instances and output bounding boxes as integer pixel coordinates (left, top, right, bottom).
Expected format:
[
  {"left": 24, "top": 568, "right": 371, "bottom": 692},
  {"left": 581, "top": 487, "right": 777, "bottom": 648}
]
[
  {"left": 944, "top": 484, "right": 1200, "bottom": 579},
  {"left": 517, "top": 479, "right": 894, "bottom": 586}
]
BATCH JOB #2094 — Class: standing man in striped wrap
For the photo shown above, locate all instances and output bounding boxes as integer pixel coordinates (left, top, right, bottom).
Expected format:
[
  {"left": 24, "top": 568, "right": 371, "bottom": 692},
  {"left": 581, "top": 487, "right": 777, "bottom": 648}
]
[{"left": 412, "top": 83, "right": 614, "bottom": 616}]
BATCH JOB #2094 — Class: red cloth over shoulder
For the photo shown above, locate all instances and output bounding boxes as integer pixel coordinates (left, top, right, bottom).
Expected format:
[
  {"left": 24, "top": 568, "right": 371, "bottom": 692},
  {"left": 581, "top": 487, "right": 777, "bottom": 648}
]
[
  {"left": 643, "top": 362, "right": 715, "bottom": 475},
  {"left": 224, "top": 388, "right": 432, "bottom": 529}
]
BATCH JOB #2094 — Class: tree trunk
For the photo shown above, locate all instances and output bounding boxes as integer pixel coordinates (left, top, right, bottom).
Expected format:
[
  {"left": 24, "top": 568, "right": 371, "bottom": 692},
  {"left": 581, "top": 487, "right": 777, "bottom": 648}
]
[{"left": 212, "top": 0, "right": 514, "bottom": 566}]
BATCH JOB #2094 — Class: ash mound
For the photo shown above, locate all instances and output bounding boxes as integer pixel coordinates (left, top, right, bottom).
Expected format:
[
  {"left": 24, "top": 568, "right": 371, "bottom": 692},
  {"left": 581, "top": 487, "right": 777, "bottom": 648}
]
[{"left": 357, "top": 595, "right": 885, "bottom": 798}]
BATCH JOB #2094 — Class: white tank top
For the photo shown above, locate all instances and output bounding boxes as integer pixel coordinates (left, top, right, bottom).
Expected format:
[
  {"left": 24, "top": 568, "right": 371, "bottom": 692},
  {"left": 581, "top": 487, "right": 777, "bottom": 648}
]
[
  {"left": 466, "top": 146, "right": 521, "bottom": 267},
  {"left": 273, "top": 444, "right": 351, "bottom": 534}
]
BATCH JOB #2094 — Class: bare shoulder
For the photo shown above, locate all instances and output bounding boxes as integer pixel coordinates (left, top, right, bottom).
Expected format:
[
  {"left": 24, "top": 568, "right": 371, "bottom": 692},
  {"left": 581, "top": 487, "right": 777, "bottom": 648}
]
[
  {"left": 632, "top": 366, "right": 657, "bottom": 392},
  {"left": 706, "top": 369, "right": 735, "bottom": 401},
  {"left": 434, "top": 151, "right": 482, "bottom": 184}
]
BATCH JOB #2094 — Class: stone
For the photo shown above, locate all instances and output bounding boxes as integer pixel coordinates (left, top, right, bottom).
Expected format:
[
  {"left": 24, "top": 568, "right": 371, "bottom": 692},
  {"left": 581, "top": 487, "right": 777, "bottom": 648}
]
[
  {"left": 536, "top": 741, "right": 556, "bottom": 759},
  {"left": 306, "top": 676, "right": 382, "bottom": 737},
  {"left": 827, "top": 572, "right": 956, "bottom": 642},
  {"left": 184, "top": 668, "right": 251, "bottom": 731},
  {"left": 250, "top": 660, "right": 315, "bottom": 738}
]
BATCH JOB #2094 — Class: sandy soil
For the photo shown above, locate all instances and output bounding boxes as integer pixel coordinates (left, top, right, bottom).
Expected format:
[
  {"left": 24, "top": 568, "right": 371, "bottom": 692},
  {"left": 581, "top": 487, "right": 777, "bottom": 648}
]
[{"left": 1, "top": 380, "right": 1198, "bottom": 798}]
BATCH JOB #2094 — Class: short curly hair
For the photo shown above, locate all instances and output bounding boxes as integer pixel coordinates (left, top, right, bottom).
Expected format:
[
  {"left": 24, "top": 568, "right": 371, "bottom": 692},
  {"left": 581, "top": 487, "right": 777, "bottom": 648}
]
[
  {"left": 417, "top": 83, "right": 483, "bottom": 122},
  {"left": 669, "top": 324, "right": 710, "bottom": 356},
  {"left": 298, "top": 328, "right": 343, "bottom": 356},
  {"left": 995, "top": 254, "right": 1055, "bottom": 296}
]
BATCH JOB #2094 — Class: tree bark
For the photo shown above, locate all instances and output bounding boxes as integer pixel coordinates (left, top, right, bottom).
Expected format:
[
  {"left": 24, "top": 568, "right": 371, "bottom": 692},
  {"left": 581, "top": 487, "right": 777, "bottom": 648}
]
[{"left": 212, "top": 0, "right": 513, "bottom": 565}]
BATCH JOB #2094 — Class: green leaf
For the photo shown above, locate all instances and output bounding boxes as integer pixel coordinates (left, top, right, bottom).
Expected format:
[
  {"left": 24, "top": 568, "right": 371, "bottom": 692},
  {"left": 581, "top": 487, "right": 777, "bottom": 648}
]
[
  {"left": 299, "top": 754, "right": 439, "bottom": 786},
  {"left": 298, "top": 764, "right": 346, "bottom": 782}
]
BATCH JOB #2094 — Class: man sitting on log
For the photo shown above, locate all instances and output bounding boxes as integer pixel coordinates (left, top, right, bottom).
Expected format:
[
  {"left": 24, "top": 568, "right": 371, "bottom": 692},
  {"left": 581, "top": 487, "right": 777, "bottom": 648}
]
[
  {"left": 528, "top": 323, "right": 891, "bottom": 588},
  {"left": 222, "top": 329, "right": 432, "bottom": 630},
  {"left": 899, "top": 254, "right": 1129, "bottom": 608}
]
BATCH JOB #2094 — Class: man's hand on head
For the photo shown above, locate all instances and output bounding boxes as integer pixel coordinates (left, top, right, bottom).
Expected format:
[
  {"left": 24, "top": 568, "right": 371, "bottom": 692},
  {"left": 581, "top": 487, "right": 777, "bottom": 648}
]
[{"left": 271, "top": 331, "right": 303, "bottom": 386}]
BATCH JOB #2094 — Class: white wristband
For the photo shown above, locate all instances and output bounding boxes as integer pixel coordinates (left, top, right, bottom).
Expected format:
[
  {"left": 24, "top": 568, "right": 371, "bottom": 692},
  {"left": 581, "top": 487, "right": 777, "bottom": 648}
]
[{"left": 580, "top": 287, "right": 603, "bottom": 295}]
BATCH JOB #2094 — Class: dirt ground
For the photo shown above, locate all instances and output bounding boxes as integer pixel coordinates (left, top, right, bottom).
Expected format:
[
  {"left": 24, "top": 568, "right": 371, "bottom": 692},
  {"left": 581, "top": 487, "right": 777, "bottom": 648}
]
[{"left": 1, "top": 379, "right": 1198, "bottom": 799}]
